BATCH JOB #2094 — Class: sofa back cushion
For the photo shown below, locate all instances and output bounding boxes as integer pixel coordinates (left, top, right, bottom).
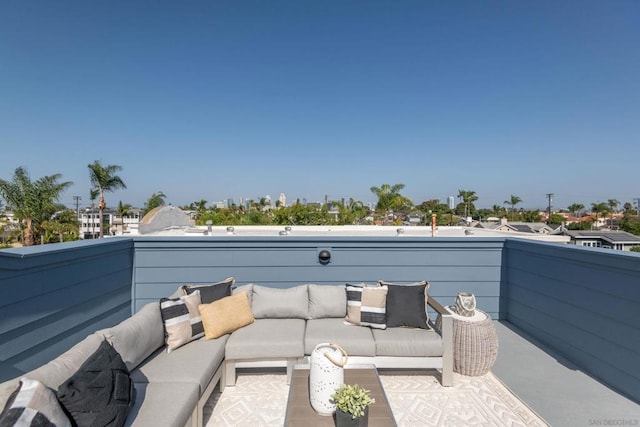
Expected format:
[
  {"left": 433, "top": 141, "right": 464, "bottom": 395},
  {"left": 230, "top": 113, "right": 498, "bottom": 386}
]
[
  {"left": 251, "top": 285, "right": 309, "bottom": 319},
  {"left": 308, "top": 285, "right": 347, "bottom": 319},
  {"left": 0, "top": 333, "right": 105, "bottom": 409},
  {"left": 98, "top": 302, "right": 164, "bottom": 370},
  {"left": 232, "top": 284, "right": 254, "bottom": 306}
]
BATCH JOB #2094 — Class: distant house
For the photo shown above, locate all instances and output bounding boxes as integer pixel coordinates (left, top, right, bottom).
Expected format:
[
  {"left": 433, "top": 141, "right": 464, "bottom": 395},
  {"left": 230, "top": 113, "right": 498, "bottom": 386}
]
[
  {"left": 559, "top": 230, "right": 640, "bottom": 251},
  {"left": 474, "top": 219, "right": 554, "bottom": 234},
  {"left": 79, "top": 209, "right": 113, "bottom": 239},
  {"left": 405, "top": 213, "right": 424, "bottom": 226},
  {"left": 112, "top": 208, "right": 143, "bottom": 235}
]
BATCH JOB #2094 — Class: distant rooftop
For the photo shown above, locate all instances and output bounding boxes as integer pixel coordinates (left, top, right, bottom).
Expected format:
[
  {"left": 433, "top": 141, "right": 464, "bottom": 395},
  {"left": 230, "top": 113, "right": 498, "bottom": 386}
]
[{"left": 563, "top": 230, "right": 640, "bottom": 243}]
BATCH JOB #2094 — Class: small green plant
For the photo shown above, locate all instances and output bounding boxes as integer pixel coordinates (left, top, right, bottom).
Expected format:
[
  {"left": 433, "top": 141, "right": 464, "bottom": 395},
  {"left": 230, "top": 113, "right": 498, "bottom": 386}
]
[{"left": 331, "top": 383, "right": 375, "bottom": 419}]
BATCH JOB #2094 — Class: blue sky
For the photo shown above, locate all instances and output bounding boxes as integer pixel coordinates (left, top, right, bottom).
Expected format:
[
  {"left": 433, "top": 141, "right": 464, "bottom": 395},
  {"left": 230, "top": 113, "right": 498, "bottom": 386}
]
[{"left": 1, "top": 1, "right": 638, "bottom": 211}]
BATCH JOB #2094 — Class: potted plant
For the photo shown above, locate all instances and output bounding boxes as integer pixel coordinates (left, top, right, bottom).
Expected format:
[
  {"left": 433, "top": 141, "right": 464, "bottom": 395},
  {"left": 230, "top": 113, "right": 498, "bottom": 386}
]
[{"left": 331, "top": 383, "right": 375, "bottom": 427}]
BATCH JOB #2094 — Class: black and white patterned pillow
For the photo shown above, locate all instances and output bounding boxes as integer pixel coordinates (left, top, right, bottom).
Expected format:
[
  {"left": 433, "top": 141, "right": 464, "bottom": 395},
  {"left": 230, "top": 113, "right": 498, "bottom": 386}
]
[
  {"left": 345, "top": 284, "right": 387, "bottom": 329},
  {"left": 0, "top": 378, "right": 71, "bottom": 427},
  {"left": 160, "top": 291, "right": 204, "bottom": 352}
]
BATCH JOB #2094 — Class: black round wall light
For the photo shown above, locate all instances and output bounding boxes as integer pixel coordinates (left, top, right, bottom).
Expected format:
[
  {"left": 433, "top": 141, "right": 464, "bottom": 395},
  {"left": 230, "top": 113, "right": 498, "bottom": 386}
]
[{"left": 318, "top": 249, "right": 331, "bottom": 265}]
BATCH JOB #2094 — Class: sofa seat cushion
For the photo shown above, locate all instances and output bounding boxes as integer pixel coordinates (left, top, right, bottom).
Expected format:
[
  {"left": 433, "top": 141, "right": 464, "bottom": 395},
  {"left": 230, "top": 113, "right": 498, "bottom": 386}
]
[
  {"left": 305, "top": 319, "right": 376, "bottom": 357},
  {"left": 130, "top": 335, "right": 227, "bottom": 394},
  {"left": 125, "top": 382, "right": 199, "bottom": 427},
  {"left": 372, "top": 328, "right": 443, "bottom": 357},
  {"left": 225, "top": 319, "right": 305, "bottom": 360}
]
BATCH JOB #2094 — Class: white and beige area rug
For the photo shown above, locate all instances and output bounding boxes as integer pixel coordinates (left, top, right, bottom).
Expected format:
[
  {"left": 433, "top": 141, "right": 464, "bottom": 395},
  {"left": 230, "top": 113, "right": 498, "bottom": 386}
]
[{"left": 204, "top": 371, "right": 548, "bottom": 427}]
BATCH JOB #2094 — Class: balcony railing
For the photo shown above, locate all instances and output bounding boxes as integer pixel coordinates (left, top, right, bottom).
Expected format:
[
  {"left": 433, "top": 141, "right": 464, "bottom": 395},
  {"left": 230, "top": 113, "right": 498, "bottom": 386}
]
[{"left": 1, "top": 235, "right": 639, "bottom": 405}]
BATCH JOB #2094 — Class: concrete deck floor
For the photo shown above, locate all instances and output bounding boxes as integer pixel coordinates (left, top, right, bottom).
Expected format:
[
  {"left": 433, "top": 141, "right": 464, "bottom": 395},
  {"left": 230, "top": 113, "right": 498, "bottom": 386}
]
[{"left": 492, "top": 321, "right": 640, "bottom": 426}]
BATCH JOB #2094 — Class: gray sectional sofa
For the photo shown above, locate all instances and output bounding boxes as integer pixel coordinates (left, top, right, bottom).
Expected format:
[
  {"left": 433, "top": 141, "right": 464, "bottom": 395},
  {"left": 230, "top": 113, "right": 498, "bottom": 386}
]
[
  {"left": 0, "top": 282, "right": 452, "bottom": 427},
  {"left": 225, "top": 283, "right": 453, "bottom": 389}
]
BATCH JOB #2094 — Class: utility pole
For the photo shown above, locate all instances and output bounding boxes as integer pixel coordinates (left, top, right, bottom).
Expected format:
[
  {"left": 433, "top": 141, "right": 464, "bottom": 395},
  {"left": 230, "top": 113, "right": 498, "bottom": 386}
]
[
  {"left": 634, "top": 197, "right": 640, "bottom": 216},
  {"left": 546, "top": 193, "right": 554, "bottom": 224},
  {"left": 72, "top": 195, "right": 81, "bottom": 219}
]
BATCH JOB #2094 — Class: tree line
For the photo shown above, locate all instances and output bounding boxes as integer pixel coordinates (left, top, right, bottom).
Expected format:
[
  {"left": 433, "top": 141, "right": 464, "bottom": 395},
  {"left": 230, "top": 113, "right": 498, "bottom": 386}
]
[{"left": 2, "top": 165, "right": 639, "bottom": 247}]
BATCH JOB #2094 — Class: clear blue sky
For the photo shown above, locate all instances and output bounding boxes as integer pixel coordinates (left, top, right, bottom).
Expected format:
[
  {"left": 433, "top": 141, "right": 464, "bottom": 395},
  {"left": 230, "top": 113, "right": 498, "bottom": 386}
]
[{"left": 1, "top": 1, "right": 638, "bottom": 211}]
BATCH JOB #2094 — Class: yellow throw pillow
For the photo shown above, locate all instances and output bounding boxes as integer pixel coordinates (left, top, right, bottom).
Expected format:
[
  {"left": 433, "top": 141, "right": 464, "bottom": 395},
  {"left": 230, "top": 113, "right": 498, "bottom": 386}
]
[{"left": 199, "top": 291, "right": 255, "bottom": 339}]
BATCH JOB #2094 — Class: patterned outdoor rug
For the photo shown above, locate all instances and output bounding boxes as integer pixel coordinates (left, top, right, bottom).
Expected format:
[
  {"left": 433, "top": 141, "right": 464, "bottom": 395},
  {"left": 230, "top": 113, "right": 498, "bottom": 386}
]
[{"left": 204, "top": 370, "right": 548, "bottom": 426}]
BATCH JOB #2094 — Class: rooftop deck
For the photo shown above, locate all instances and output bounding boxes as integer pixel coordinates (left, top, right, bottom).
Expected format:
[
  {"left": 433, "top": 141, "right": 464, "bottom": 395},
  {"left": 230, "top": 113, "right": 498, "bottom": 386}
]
[
  {"left": 1, "top": 231, "right": 638, "bottom": 424},
  {"left": 494, "top": 321, "right": 639, "bottom": 426}
]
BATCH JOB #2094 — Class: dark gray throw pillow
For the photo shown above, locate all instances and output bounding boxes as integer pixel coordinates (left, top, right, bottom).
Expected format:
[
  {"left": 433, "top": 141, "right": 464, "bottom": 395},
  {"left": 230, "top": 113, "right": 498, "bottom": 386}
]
[
  {"left": 182, "top": 276, "right": 235, "bottom": 304},
  {"left": 57, "top": 340, "right": 135, "bottom": 427},
  {"left": 385, "top": 283, "right": 429, "bottom": 329}
]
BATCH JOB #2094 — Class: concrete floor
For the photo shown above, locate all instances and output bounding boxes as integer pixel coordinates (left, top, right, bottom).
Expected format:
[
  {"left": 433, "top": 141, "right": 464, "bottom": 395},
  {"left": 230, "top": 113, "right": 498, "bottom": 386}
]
[{"left": 492, "top": 321, "right": 640, "bottom": 426}]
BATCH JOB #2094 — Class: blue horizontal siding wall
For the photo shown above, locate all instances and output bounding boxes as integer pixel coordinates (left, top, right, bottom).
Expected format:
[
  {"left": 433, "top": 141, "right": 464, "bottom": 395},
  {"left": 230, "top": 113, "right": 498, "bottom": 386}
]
[
  {"left": 504, "top": 239, "right": 640, "bottom": 403},
  {"left": 132, "top": 236, "right": 505, "bottom": 319},
  {"left": 3, "top": 234, "right": 639, "bottom": 403},
  {"left": 0, "top": 239, "right": 134, "bottom": 382}
]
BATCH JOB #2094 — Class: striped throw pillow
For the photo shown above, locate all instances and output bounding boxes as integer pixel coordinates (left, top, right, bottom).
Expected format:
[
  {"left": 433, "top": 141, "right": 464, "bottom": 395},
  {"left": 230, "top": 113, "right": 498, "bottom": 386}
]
[
  {"left": 0, "top": 378, "right": 71, "bottom": 427},
  {"left": 345, "top": 284, "right": 388, "bottom": 329},
  {"left": 160, "top": 291, "right": 204, "bottom": 352}
]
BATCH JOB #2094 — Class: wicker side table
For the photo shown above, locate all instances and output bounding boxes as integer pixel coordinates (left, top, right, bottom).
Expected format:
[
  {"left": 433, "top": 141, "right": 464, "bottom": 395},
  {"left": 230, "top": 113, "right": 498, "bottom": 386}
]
[{"left": 436, "top": 308, "right": 499, "bottom": 376}]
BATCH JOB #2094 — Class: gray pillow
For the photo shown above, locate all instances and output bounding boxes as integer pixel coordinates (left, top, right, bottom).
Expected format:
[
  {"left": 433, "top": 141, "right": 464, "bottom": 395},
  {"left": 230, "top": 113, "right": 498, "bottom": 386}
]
[
  {"left": 308, "top": 285, "right": 347, "bottom": 319},
  {"left": 98, "top": 302, "right": 164, "bottom": 371},
  {"left": 251, "top": 285, "right": 309, "bottom": 319}
]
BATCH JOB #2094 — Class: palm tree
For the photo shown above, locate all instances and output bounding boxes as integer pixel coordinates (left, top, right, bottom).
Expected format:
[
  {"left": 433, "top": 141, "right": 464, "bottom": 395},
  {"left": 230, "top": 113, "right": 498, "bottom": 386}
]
[
  {"left": 116, "top": 200, "right": 132, "bottom": 234},
  {"left": 457, "top": 189, "right": 478, "bottom": 219},
  {"left": 143, "top": 191, "right": 166, "bottom": 216},
  {"left": 0, "top": 167, "right": 72, "bottom": 246},
  {"left": 370, "top": 184, "right": 412, "bottom": 222},
  {"left": 194, "top": 199, "right": 208, "bottom": 219},
  {"left": 567, "top": 203, "right": 585, "bottom": 218},
  {"left": 590, "top": 202, "right": 610, "bottom": 230},
  {"left": 88, "top": 161, "right": 126, "bottom": 238},
  {"left": 41, "top": 210, "right": 79, "bottom": 243},
  {"left": 606, "top": 199, "right": 620, "bottom": 228},
  {"left": 504, "top": 195, "right": 522, "bottom": 221}
]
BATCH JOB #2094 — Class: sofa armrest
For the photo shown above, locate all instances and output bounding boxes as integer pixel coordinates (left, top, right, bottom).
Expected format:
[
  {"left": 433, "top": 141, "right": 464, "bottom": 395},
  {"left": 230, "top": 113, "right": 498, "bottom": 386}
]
[
  {"left": 427, "top": 296, "right": 449, "bottom": 316},
  {"left": 427, "top": 296, "right": 453, "bottom": 386}
]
